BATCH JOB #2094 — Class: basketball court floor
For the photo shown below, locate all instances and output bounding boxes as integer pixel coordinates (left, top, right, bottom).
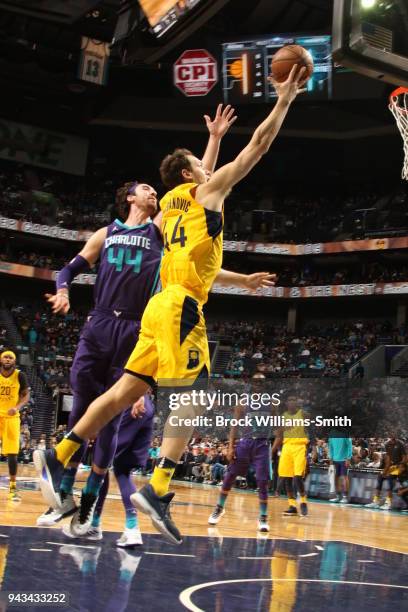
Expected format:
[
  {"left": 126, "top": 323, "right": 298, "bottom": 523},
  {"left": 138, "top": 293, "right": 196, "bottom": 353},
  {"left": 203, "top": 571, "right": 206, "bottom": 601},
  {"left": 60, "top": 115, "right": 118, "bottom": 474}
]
[{"left": 0, "top": 465, "right": 407, "bottom": 611}]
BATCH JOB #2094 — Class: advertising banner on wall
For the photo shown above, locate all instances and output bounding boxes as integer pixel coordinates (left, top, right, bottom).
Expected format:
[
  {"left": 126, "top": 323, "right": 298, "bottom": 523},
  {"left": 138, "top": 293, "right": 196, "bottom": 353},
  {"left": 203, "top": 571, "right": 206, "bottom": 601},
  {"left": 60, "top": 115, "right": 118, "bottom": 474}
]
[
  {"left": 2, "top": 214, "right": 408, "bottom": 256},
  {"left": 1, "top": 260, "right": 408, "bottom": 298}
]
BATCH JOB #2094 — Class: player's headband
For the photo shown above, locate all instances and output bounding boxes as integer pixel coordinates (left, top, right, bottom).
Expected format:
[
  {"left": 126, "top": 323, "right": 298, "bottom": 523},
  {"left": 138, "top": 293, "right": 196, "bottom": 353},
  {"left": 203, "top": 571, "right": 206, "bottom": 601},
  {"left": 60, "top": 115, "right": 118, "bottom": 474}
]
[
  {"left": 127, "top": 181, "right": 139, "bottom": 195},
  {"left": 1, "top": 350, "right": 16, "bottom": 360}
]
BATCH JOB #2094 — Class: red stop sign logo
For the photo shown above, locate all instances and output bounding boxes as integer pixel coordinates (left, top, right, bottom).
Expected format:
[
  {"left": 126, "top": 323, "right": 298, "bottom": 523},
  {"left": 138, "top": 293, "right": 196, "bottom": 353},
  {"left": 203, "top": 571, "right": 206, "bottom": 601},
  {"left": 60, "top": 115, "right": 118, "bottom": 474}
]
[{"left": 174, "top": 49, "right": 218, "bottom": 97}]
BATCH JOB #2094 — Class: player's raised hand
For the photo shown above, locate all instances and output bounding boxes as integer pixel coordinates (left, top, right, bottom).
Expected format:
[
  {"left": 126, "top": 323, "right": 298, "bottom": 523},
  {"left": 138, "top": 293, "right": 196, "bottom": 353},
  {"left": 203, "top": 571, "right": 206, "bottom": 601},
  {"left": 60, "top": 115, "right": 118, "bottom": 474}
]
[
  {"left": 45, "top": 291, "right": 70, "bottom": 314},
  {"left": 244, "top": 272, "right": 277, "bottom": 293},
  {"left": 131, "top": 396, "right": 146, "bottom": 419},
  {"left": 268, "top": 65, "right": 307, "bottom": 103},
  {"left": 204, "top": 104, "right": 237, "bottom": 139}
]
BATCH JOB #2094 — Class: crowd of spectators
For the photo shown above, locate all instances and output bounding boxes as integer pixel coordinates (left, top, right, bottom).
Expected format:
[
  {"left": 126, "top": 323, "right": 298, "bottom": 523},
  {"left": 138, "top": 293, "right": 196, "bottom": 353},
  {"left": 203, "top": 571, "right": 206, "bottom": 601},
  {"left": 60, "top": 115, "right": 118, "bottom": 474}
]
[
  {"left": 223, "top": 186, "right": 388, "bottom": 243},
  {"left": 8, "top": 304, "right": 85, "bottom": 392},
  {"left": 9, "top": 304, "right": 408, "bottom": 387},
  {"left": 208, "top": 320, "right": 405, "bottom": 378},
  {"left": 0, "top": 162, "right": 112, "bottom": 231},
  {"left": 0, "top": 249, "right": 69, "bottom": 271},
  {"left": 150, "top": 435, "right": 407, "bottom": 494},
  {"left": 1, "top": 159, "right": 408, "bottom": 243},
  {"left": 310, "top": 437, "right": 386, "bottom": 469}
]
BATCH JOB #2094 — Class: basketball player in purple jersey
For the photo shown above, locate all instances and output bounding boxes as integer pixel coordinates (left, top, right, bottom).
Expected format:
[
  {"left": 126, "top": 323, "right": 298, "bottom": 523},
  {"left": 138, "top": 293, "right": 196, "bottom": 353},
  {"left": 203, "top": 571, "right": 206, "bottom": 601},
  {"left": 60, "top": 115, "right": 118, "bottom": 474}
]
[
  {"left": 36, "top": 104, "right": 276, "bottom": 536},
  {"left": 208, "top": 373, "right": 272, "bottom": 532},
  {"left": 36, "top": 179, "right": 163, "bottom": 540}
]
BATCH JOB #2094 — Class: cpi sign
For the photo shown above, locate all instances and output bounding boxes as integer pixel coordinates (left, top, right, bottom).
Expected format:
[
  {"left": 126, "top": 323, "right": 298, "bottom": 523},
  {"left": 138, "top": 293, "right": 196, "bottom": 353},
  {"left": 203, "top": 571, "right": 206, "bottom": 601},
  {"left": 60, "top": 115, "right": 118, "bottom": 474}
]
[{"left": 174, "top": 49, "right": 218, "bottom": 97}]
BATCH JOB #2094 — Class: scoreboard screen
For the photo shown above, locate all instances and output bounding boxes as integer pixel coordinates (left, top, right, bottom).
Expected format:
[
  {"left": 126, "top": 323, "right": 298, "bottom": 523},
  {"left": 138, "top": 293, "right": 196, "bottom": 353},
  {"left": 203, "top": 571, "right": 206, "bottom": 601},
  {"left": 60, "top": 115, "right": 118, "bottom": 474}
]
[
  {"left": 222, "top": 34, "right": 332, "bottom": 104},
  {"left": 138, "top": 0, "right": 204, "bottom": 38}
]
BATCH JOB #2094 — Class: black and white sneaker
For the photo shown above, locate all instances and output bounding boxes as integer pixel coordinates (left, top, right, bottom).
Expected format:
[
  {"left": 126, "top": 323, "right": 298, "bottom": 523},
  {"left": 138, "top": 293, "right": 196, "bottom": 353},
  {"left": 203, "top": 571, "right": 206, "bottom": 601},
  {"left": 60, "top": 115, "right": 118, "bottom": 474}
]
[
  {"left": 283, "top": 506, "right": 298, "bottom": 516},
  {"left": 33, "top": 449, "right": 64, "bottom": 509},
  {"left": 69, "top": 492, "right": 98, "bottom": 537},
  {"left": 208, "top": 506, "right": 225, "bottom": 525},
  {"left": 36, "top": 494, "right": 77, "bottom": 526},
  {"left": 131, "top": 485, "right": 182, "bottom": 545}
]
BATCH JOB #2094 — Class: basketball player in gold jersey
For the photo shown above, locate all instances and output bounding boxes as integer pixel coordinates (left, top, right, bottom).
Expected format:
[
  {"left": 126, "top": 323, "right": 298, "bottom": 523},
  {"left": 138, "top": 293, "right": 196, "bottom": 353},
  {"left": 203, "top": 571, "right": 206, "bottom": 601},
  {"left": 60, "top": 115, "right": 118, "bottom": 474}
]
[
  {"left": 0, "top": 351, "right": 30, "bottom": 500},
  {"left": 34, "top": 65, "right": 306, "bottom": 543},
  {"left": 272, "top": 394, "right": 309, "bottom": 517}
]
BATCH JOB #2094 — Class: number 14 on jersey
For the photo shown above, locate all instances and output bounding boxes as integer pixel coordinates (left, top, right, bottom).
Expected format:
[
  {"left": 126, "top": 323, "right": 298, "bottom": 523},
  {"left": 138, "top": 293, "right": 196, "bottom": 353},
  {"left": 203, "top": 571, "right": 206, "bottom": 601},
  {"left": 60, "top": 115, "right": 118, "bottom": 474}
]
[{"left": 163, "top": 215, "right": 187, "bottom": 252}]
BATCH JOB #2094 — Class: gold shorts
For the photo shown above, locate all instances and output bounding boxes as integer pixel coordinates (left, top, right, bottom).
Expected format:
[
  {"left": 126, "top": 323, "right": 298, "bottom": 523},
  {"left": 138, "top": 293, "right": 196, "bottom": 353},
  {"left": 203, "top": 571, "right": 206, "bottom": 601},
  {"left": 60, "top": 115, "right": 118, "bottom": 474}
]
[
  {"left": 278, "top": 443, "right": 307, "bottom": 478},
  {"left": 0, "top": 416, "right": 20, "bottom": 455},
  {"left": 125, "top": 286, "right": 210, "bottom": 387}
]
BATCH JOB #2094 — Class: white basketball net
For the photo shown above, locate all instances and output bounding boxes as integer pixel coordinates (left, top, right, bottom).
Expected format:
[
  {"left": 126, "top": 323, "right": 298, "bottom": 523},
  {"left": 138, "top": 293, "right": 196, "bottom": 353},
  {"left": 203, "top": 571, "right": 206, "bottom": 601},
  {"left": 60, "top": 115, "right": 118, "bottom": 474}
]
[{"left": 389, "top": 87, "right": 408, "bottom": 181}]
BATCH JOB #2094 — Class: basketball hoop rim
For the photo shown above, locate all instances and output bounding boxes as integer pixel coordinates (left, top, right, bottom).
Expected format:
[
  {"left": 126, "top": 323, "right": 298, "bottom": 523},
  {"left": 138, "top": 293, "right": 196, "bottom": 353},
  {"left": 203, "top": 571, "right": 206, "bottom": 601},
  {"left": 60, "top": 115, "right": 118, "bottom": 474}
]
[{"left": 389, "top": 86, "right": 408, "bottom": 108}]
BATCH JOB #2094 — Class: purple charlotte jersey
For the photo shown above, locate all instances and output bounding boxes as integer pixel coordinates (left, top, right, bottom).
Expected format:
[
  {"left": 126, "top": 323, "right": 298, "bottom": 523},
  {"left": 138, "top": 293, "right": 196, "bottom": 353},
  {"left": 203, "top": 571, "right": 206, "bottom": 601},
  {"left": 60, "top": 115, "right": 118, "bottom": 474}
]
[
  {"left": 68, "top": 219, "right": 163, "bottom": 470},
  {"left": 93, "top": 219, "right": 163, "bottom": 316},
  {"left": 71, "top": 219, "right": 163, "bottom": 396}
]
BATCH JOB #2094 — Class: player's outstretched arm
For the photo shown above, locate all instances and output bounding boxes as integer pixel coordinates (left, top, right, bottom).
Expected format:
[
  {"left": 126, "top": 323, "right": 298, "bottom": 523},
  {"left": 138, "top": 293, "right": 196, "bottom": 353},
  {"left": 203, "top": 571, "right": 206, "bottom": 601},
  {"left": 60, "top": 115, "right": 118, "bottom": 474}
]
[
  {"left": 45, "top": 226, "right": 107, "bottom": 314},
  {"left": 215, "top": 269, "right": 276, "bottom": 292},
  {"left": 201, "top": 104, "right": 237, "bottom": 174},
  {"left": 197, "top": 66, "right": 306, "bottom": 210}
]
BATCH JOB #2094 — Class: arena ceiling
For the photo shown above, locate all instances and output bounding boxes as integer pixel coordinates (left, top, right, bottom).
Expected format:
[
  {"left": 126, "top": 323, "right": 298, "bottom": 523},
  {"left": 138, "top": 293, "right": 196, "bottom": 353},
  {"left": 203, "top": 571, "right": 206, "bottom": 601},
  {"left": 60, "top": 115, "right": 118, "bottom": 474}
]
[{"left": 0, "top": 0, "right": 399, "bottom": 139}]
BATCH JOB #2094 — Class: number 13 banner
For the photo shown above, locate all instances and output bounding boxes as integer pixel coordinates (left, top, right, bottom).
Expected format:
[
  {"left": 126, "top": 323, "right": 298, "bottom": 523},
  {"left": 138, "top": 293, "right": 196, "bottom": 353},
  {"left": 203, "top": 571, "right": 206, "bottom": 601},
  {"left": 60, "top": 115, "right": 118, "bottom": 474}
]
[{"left": 79, "top": 37, "right": 110, "bottom": 86}]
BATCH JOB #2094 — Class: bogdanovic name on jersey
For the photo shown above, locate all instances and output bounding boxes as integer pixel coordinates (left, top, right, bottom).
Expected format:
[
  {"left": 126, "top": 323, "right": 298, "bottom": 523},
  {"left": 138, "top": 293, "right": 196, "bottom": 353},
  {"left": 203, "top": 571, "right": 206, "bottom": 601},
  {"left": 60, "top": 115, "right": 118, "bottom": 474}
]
[
  {"left": 163, "top": 198, "right": 191, "bottom": 213},
  {"left": 105, "top": 235, "right": 152, "bottom": 249}
]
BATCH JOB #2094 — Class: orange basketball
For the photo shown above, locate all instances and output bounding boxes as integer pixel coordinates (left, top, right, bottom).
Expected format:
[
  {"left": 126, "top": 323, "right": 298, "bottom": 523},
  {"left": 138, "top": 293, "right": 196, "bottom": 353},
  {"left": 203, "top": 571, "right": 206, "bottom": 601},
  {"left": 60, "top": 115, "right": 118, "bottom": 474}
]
[{"left": 271, "top": 45, "right": 314, "bottom": 83}]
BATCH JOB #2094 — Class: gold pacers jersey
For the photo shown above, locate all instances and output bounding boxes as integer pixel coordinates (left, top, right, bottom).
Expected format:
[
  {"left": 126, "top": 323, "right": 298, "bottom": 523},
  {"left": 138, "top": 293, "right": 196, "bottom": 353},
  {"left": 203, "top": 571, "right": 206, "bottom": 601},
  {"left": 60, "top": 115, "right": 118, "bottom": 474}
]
[
  {"left": 160, "top": 183, "right": 223, "bottom": 304},
  {"left": 282, "top": 409, "right": 308, "bottom": 445},
  {"left": 0, "top": 369, "right": 21, "bottom": 417}
]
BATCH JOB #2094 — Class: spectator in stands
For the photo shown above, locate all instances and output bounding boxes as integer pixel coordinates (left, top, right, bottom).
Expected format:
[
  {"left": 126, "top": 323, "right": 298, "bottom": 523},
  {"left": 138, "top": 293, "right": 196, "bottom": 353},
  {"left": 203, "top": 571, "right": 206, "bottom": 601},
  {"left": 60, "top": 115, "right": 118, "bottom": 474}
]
[
  {"left": 36, "top": 434, "right": 47, "bottom": 451},
  {"left": 175, "top": 446, "right": 195, "bottom": 480},
  {"left": 210, "top": 447, "right": 229, "bottom": 484},
  {"left": 145, "top": 440, "right": 160, "bottom": 475},
  {"left": 184, "top": 447, "right": 207, "bottom": 482},
  {"left": 202, "top": 448, "right": 221, "bottom": 483}
]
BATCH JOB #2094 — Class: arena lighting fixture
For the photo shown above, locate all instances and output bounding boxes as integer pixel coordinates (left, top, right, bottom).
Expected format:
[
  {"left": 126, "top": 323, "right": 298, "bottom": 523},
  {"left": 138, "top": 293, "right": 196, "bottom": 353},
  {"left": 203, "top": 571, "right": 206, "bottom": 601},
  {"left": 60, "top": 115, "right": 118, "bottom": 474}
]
[{"left": 361, "top": 0, "right": 376, "bottom": 8}]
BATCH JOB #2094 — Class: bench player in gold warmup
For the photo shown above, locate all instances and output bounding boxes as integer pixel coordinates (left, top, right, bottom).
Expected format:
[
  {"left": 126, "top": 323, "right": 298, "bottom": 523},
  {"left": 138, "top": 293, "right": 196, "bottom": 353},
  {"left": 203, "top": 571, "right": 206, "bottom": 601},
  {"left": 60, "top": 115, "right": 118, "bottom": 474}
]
[{"left": 34, "top": 65, "right": 307, "bottom": 543}]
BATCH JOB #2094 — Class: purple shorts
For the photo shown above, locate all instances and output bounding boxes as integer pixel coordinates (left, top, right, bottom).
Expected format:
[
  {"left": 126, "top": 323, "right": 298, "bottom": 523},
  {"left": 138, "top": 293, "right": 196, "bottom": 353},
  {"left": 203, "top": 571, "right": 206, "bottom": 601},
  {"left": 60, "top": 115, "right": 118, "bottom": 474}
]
[
  {"left": 114, "top": 395, "right": 155, "bottom": 470},
  {"left": 227, "top": 438, "right": 271, "bottom": 482},
  {"left": 334, "top": 461, "right": 348, "bottom": 477},
  {"left": 70, "top": 312, "right": 140, "bottom": 396}
]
